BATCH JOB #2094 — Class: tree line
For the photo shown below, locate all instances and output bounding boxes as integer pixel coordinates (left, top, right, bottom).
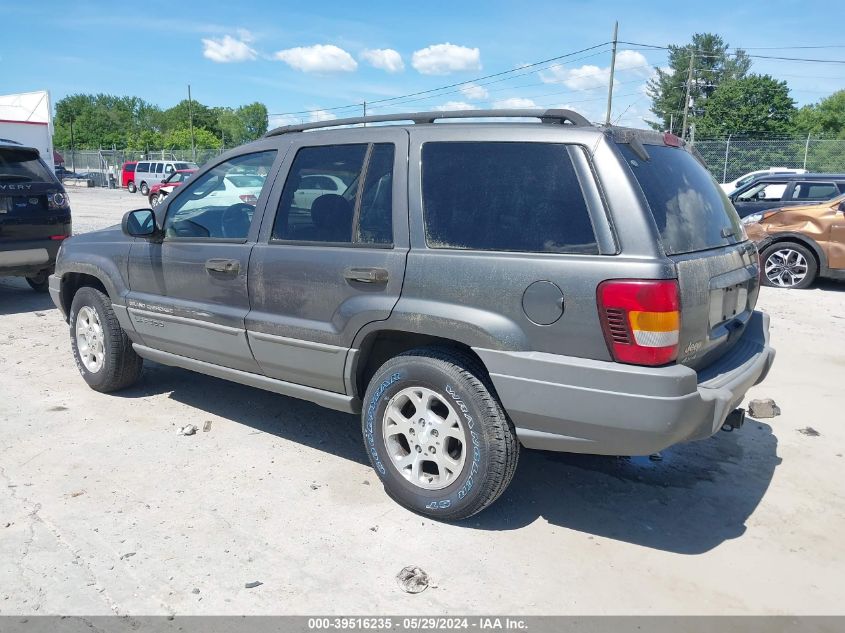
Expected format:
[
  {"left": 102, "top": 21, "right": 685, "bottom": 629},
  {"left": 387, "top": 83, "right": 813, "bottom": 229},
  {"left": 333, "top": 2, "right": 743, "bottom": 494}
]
[
  {"left": 53, "top": 94, "right": 269, "bottom": 151},
  {"left": 647, "top": 33, "right": 845, "bottom": 139}
]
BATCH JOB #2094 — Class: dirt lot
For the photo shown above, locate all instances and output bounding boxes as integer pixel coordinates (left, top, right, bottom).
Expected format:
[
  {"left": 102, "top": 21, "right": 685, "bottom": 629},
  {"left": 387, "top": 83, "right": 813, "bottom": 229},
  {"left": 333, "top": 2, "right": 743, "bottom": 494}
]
[{"left": 1, "top": 187, "right": 844, "bottom": 615}]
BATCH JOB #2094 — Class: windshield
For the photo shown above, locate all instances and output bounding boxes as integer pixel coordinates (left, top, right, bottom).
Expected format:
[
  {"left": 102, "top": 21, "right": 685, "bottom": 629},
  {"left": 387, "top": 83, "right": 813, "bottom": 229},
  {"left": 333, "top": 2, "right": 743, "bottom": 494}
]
[
  {"left": 0, "top": 148, "right": 55, "bottom": 183},
  {"left": 618, "top": 143, "right": 743, "bottom": 255}
]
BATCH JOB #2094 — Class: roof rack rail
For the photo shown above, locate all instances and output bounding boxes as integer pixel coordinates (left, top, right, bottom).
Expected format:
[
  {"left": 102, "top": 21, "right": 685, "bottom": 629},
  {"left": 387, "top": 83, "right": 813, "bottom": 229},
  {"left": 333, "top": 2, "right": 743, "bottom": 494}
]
[{"left": 265, "top": 108, "right": 591, "bottom": 137}]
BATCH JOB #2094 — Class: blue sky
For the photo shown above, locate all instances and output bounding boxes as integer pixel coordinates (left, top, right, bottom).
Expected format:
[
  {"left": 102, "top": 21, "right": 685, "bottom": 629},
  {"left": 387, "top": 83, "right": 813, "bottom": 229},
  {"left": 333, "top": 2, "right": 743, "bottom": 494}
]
[{"left": 1, "top": 0, "right": 843, "bottom": 129}]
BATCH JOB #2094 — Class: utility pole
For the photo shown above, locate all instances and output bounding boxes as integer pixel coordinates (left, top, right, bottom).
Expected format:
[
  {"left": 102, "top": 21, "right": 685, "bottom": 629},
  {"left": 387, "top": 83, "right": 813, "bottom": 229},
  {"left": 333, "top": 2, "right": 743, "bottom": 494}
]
[
  {"left": 604, "top": 21, "right": 618, "bottom": 127},
  {"left": 69, "top": 115, "right": 75, "bottom": 172},
  {"left": 187, "top": 84, "right": 196, "bottom": 162},
  {"left": 681, "top": 49, "right": 695, "bottom": 140}
]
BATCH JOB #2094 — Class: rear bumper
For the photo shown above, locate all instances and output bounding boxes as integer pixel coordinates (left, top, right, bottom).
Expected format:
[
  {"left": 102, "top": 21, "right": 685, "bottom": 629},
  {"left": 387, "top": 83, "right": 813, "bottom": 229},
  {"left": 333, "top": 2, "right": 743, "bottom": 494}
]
[
  {"left": 475, "top": 310, "right": 775, "bottom": 456},
  {"left": 0, "top": 239, "right": 61, "bottom": 277}
]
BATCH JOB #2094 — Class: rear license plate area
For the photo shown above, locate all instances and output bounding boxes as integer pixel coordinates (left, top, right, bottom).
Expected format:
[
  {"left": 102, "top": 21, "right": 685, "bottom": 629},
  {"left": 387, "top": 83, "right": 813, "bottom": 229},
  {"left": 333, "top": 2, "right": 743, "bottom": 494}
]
[
  {"left": 0, "top": 195, "right": 46, "bottom": 214},
  {"left": 709, "top": 282, "right": 750, "bottom": 329}
]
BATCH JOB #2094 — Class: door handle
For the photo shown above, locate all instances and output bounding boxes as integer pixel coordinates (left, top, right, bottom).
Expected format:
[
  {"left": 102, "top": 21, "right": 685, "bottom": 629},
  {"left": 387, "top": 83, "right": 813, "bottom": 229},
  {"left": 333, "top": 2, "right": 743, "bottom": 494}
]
[
  {"left": 205, "top": 258, "right": 240, "bottom": 274},
  {"left": 343, "top": 267, "right": 389, "bottom": 283}
]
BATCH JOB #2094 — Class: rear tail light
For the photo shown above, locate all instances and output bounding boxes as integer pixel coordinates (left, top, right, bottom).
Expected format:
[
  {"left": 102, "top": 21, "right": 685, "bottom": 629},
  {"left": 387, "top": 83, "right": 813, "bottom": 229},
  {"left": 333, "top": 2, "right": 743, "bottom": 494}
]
[
  {"left": 50, "top": 235, "right": 68, "bottom": 240},
  {"left": 597, "top": 279, "right": 681, "bottom": 366},
  {"left": 239, "top": 194, "right": 257, "bottom": 204},
  {"left": 48, "top": 192, "right": 69, "bottom": 210}
]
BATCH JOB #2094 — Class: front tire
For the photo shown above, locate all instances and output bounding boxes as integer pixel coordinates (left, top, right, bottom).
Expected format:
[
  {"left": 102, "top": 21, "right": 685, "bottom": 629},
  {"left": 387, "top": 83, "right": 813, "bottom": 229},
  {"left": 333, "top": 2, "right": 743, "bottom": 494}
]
[
  {"left": 69, "top": 286, "right": 143, "bottom": 392},
  {"left": 149, "top": 193, "right": 159, "bottom": 207},
  {"left": 362, "top": 348, "right": 518, "bottom": 520},
  {"left": 761, "top": 242, "right": 817, "bottom": 289}
]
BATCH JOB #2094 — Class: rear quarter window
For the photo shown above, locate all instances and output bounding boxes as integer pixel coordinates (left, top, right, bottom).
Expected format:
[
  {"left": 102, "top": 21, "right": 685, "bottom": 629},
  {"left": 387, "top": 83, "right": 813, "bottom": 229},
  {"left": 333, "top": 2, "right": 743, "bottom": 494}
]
[
  {"left": 421, "top": 142, "right": 598, "bottom": 254},
  {"left": 618, "top": 143, "right": 742, "bottom": 255}
]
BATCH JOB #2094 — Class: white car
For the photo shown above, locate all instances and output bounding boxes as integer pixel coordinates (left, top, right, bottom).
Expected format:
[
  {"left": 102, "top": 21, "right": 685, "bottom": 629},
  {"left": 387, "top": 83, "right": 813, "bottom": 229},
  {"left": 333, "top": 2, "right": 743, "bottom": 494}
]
[
  {"left": 721, "top": 168, "right": 807, "bottom": 194},
  {"left": 293, "top": 174, "right": 348, "bottom": 210},
  {"left": 206, "top": 173, "right": 266, "bottom": 206}
]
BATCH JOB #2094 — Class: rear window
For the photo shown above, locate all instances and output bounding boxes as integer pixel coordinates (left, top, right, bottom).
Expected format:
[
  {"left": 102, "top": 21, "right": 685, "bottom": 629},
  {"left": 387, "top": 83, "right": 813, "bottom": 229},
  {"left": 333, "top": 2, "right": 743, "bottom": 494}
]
[
  {"left": 422, "top": 142, "right": 597, "bottom": 254},
  {"left": 124, "top": 163, "right": 136, "bottom": 173},
  {"left": 174, "top": 162, "right": 194, "bottom": 170},
  {"left": 0, "top": 148, "right": 55, "bottom": 183},
  {"left": 618, "top": 143, "right": 742, "bottom": 255},
  {"left": 226, "top": 175, "right": 265, "bottom": 188}
]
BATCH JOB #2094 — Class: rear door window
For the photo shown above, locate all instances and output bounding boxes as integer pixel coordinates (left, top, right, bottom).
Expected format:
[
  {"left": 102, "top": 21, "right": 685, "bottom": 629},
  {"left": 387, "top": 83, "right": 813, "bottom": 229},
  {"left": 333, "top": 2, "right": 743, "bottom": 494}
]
[
  {"left": 789, "top": 181, "right": 838, "bottom": 200},
  {"left": 618, "top": 143, "right": 742, "bottom": 255},
  {"left": 421, "top": 142, "right": 597, "bottom": 254}
]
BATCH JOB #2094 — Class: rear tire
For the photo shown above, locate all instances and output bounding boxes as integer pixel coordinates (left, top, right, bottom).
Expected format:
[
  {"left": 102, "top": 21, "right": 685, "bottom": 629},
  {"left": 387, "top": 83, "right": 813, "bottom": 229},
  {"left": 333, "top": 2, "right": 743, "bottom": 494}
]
[
  {"left": 362, "top": 347, "right": 518, "bottom": 520},
  {"left": 25, "top": 269, "right": 50, "bottom": 292},
  {"left": 69, "top": 286, "right": 143, "bottom": 392},
  {"left": 139, "top": 182, "right": 149, "bottom": 196},
  {"left": 761, "top": 242, "right": 817, "bottom": 289},
  {"left": 127, "top": 181, "right": 137, "bottom": 193}
]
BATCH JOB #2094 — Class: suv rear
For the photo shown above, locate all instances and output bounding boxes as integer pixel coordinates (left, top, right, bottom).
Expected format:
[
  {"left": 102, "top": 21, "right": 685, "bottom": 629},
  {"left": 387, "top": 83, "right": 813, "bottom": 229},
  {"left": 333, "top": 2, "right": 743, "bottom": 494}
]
[
  {"left": 49, "top": 109, "right": 774, "bottom": 519},
  {"left": 1, "top": 141, "right": 71, "bottom": 291}
]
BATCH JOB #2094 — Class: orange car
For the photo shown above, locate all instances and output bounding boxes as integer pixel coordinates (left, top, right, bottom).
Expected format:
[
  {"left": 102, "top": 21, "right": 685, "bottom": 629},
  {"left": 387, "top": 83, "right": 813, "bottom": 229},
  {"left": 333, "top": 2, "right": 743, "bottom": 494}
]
[{"left": 743, "top": 194, "right": 845, "bottom": 288}]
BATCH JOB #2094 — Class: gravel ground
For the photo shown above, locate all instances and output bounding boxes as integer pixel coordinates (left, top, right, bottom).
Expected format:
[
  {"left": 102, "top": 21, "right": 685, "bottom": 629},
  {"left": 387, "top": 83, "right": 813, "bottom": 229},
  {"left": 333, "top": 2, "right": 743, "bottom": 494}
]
[{"left": 1, "top": 187, "right": 844, "bottom": 615}]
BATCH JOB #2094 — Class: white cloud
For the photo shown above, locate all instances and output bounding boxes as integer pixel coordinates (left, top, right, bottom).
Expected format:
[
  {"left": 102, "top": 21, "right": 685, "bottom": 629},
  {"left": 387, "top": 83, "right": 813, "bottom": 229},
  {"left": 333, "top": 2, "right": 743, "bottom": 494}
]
[
  {"left": 309, "top": 109, "right": 338, "bottom": 122},
  {"left": 274, "top": 44, "right": 357, "bottom": 73},
  {"left": 435, "top": 101, "right": 475, "bottom": 111},
  {"left": 412, "top": 43, "right": 481, "bottom": 75},
  {"left": 360, "top": 48, "right": 404, "bottom": 73},
  {"left": 460, "top": 83, "right": 489, "bottom": 100},
  {"left": 493, "top": 97, "right": 537, "bottom": 109},
  {"left": 268, "top": 114, "right": 301, "bottom": 128},
  {"left": 202, "top": 32, "right": 257, "bottom": 63},
  {"left": 540, "top": 50, "right": 650, "bottom": 91}
]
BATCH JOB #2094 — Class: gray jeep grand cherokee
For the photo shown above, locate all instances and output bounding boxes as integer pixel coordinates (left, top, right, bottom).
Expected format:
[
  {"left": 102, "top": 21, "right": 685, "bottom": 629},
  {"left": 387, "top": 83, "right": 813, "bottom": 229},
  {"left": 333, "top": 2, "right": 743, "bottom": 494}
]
[{"left": 49, "top": 109, "right": 775, "bottom": 519}]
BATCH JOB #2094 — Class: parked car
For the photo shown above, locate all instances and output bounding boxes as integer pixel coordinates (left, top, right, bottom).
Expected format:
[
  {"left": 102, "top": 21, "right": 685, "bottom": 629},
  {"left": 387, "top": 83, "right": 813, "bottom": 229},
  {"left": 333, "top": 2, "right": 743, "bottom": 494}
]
[
  {"left": 148, "top": 169, "right": 196, "bottom": 206},
  {"left": 292, "top": 173, "right": 348, "bottom": 210},
  {"left": 48, "top": 109, "right": 774, "bottom": 519},
  {"left": 133, "top": 159, "right": 198, "bottom": 196},
  {"left": 743, "top": 193, "right": 845, "bottom": 289},
  {"left": 121, "top": 161, "right": 137, "bottom": 192},
  {"left": 0, "top": 140, "right": 71, "bottom": 291},
  {"left": 720, "top": 167, "right": 806, "bottom": 193},
  {"left": 728, "top": 173, "right": 845, "bottom": 218}
]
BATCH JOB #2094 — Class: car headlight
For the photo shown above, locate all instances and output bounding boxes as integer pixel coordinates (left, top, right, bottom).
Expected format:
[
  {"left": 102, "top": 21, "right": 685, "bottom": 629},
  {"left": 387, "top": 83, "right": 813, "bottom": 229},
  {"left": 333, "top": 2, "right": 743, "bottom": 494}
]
[{"left": 741, "top": 212, "right": 764, "bottom": 225}]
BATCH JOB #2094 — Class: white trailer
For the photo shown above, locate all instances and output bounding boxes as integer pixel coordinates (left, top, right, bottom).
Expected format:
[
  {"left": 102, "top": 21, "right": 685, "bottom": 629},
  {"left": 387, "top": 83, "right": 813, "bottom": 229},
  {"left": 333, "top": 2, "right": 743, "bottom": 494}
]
[{"left": 0, "top": 90, "right": 55, "bottom": 171}]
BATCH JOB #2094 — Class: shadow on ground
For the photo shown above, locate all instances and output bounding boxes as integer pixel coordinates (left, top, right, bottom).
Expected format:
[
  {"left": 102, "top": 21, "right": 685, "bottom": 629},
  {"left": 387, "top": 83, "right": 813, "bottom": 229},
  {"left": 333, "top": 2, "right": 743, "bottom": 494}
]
[
  {"left": 0, "top": 278, "right": 56, "bottom": 316},
  {"left": 118, "top": 361, "right": 781, "bottom": 554}
]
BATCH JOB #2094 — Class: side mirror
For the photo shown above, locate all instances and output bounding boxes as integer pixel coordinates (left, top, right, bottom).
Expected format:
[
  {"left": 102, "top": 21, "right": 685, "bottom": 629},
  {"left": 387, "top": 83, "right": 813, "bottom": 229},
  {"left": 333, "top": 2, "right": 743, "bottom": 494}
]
[{"left": 122, "top": 208, "right": 159, "bottom": 238}]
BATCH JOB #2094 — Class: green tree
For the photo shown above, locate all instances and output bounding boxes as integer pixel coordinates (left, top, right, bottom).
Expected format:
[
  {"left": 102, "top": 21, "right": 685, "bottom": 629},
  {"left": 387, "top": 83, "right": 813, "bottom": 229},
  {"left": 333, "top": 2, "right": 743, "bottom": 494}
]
[
  {"left": 163, "top": 126, "right": 220, "bottom": 149},
  {"left": 792, "top": 90, "right": 845, "bottom": 138},
  {"left": 237, "top": 102, "right": 268, "bottom": 141},
  {"left": 647, "top": 33, "right": 751, "bottom": 133},
  {"left": 697, "top": 74, "right": 796, "bottom": 138}
]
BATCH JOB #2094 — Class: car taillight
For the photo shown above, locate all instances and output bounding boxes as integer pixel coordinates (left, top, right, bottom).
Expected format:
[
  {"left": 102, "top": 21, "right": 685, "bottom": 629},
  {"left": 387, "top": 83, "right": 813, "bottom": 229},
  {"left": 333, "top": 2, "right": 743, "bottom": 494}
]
[
  {"left": 597, "top": 279, "right": 681, "bottom": 366},
  {"left": 239, "top": 194, "right": 257, "bottom": 204},
  {"left": 48, "top": 192, "right": 69, "bottom": 210}
]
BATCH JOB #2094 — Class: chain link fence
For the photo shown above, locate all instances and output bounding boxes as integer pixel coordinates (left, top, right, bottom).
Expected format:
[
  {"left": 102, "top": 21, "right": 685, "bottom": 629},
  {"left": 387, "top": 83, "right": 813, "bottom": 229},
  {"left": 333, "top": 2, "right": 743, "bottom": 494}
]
[
  {"left": 55, "top": 148, "right": 225, "bottom": 187},
  {"left": 694, "top": 136, "right": 845, "bottom": 185}
]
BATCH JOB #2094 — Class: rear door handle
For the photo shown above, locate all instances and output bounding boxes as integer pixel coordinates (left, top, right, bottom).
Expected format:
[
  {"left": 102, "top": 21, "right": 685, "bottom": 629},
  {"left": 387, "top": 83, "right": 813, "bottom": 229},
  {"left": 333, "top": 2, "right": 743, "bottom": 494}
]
[
  {"left": 343, "top": 267, "right": 389, "bottom": 283},
  {"left": 205, "top": 258, "right": 240, "bottom": 274}
]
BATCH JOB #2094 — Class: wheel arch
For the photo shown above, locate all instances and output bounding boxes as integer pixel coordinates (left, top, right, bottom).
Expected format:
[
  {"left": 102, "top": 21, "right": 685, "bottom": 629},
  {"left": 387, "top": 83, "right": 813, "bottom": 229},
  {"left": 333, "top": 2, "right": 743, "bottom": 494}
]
[{"left": 349, "top": 328, "right": 489, "bottom": 400}]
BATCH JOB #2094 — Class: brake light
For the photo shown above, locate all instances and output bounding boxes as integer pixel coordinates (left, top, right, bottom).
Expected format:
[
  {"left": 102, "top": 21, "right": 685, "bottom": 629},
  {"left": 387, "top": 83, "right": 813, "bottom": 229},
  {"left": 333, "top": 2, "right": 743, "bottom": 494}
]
[
  {"left": 50, "top": 235, "right": 68, "bottom": 240},
  {"left": 663, "top": 132, "right": 682, "bottom": 147},
  {"left": 239, "top": 194, "right": 257, "bottom": 204},
  {"left": 597, "top": 279, "right": 681, "bottom": 366}
]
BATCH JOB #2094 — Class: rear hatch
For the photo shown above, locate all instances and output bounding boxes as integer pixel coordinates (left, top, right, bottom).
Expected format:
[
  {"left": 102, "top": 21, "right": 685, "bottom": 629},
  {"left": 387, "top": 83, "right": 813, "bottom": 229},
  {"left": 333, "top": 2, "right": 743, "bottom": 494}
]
[
  {"left": 0, "top": 146, "right": 71, "bottom": 243},
  {"left": 616, "top": 138, "right": 759, "bottom": 371}
]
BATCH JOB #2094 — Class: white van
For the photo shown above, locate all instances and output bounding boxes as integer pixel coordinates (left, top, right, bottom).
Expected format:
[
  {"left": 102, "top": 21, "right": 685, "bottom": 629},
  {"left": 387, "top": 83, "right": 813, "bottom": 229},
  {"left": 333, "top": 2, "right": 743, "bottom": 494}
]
[{"left": 134, "top": 160, "right": 198, "bottom": 195}]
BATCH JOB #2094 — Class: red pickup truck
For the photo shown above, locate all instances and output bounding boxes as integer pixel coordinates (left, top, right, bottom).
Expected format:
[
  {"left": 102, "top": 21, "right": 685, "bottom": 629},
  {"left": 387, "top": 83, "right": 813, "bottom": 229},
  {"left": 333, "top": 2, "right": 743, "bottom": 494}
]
[{"left": 148, "top": 169, "right": 196, "bottom": 206}]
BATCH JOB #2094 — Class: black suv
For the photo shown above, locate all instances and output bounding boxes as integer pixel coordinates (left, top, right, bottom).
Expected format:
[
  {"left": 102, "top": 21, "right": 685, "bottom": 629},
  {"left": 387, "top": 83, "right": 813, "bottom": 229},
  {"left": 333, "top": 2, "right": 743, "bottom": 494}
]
[
  {"left": 729, "top": 173, "right": 845, "bottom": 218},
  {"left": 50, "top": 110, "right": 774, "bottom": 519},
  {"left": 0, "top": 140, "right": 72, "bottom": 291}
]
